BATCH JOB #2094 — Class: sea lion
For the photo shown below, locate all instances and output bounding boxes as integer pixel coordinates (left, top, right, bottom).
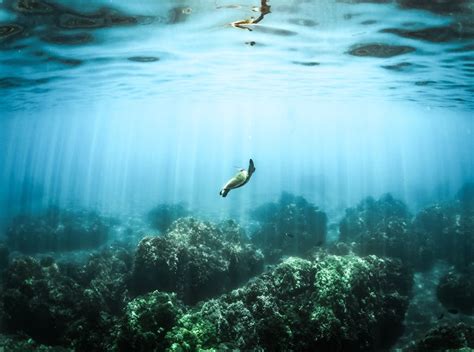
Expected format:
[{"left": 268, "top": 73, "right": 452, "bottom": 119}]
[{"left": 219, "top": 159, "right": 255, "bottom": 197}]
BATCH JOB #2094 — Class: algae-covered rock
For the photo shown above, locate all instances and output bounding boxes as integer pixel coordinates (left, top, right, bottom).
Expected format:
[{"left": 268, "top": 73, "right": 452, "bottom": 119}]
[
  {"left": 339, "top": 194, "right": 415, "bottom": 265},
  {"left": 130, "top": 217, "right": 264, "bottom": 304},
  {"left": 116, "top": 290, "right": 184, "bottom": 351},
  {"left": 166, "top": 254, "right": 413, "bottom": 351},
  {"left": 251, "top": 192, "right": 327, "bottom": 263},
  {"left": 147, "top": 203, "right": 189, "bottom": 233},
  {"left": 410, "top": 323, "right": 474, "bottom": 351},
  {"left": 1, "top": 256, "right": 82, "bottom": 345},
  {"left": 62, "top": 246, "right": 134, "bottom": 350},
  {"left": 0, "top": 334, "right": 72, "bottom": 351},
  {"left": 437, "top": 267, "right": 474, "bottom": 315},
  {"left": 413, "top": 199, "right": 474, "bottom": 271},
  {"left": 6, "top": 207, "right": 113, "bottom": 253},
  {"left": 1, "top": 245, "right": 134, "bottom": 349}
]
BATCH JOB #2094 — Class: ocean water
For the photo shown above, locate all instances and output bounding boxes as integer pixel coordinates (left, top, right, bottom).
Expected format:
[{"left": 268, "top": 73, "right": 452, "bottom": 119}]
[{"left": 0, "top": 0, "right": 473, "bottom": 351}]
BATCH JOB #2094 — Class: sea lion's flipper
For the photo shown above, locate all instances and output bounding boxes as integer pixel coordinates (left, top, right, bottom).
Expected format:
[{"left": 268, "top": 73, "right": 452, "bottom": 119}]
[
  {"left": 248, "top": 159, "right": 256, "bottom": 175},
  {"left": 220, "top": 188, "right": 230, "bottom": 197}
]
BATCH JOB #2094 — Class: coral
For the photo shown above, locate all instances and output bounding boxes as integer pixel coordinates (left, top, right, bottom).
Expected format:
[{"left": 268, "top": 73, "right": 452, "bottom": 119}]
[
  {"left": 146, "top": 203, "right": 189, "bottom": 232},
  {"left": 437, "top": 266, "right": 474, "bottom": 315},
  {"left": 251, "top": 192, "right": 327, "bottom": 263},
  {"left": 130, "top": 217, "right": 264, "bottom": 304},
  {"left": 166, "top": 254, "right": 412, "bottom": 351},
  {"left": 410, "top": 323, "right": 474, "bottom": 351},
  {"left": 6, "top": 207, "right": 114, "bottom": 253},
  {"left": 116, "top": 290, "right": 184, "bottom": 351}
]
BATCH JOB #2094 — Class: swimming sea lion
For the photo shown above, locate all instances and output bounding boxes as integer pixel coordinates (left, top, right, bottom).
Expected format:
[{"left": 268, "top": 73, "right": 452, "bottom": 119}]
[{"left": 219, "top": 159, "right": 255, "bottom": 197}]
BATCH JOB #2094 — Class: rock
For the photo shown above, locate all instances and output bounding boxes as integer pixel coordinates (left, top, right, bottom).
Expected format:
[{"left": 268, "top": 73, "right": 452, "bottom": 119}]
[
  {"left": 146, "top": 203, "right": 189, "bottom": 232},
  {"left": 251, "top": 192, "right": 327, "bottom": 263},
  {"left": 410, "top": 323, "right": 474, "bottom": 351},
  {"left": 1, "top": 245, "right": 134, "bottom": 349},
  {"left": 6, "top": 207, "right": 114, "bottom": 253},
  {"left": 437, "top": 267, "right": 474, "bottom": 315},
  {"left": 62, "top": 246, "right": 134, "bottom": 350},
  {"left": 116, "top": 291, "right": 184, "bottom": 351},
  {"left": 0, "top": 333, "right": 71, "bottom": 351},
  {"left": 166, "top": 254, "right": 413, "bottom": 351},
  {"left": 1, "top": 256, "right": 82, "bottom": 345},
  {"left": 338, "top": 194, "right": 422, "bottom": 268},
  {"left": 413, "top": 199, "right": 474, "bottom": 271},
  {"left": 130, "top": 217, "right": 264, "bottom": 304}
]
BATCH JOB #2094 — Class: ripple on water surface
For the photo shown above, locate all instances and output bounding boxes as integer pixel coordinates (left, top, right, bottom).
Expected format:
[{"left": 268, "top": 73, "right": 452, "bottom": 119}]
[
  {"left": 348, "top": 43, "right": 416, "bottom": 58},
  {"left": 0, "top": 0, "right": 472, "bottom": 110}
]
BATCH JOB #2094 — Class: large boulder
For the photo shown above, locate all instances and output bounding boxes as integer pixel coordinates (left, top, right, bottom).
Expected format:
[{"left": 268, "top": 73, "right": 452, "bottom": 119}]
[
  {"left": 251, "top": 192, "right": 327, "bottom": 263},
  {"left": 61, "top": 246, "right": 134, "bottom": 350},
  {"left": 413, "top": 200, "right": 474, "bottom": 271},
  {"left": 437, "top": 266, "right": 474, "bottom": 315},
  {"left": 130, "top": 218, "right": 264, "bottom": 304},
  {"left": 340, "top": 187, "right": 474, "bottom": 272},
  {"left": 146, "top": 203, "right": 189, "bottom": 233},
  {"left": 116, "top": 290, "right": 184, "bottom": 351},
  {"left": 1, "top": 256, "right": 82, "bottom": 345},
  {"left": 339, "top": 194, "right": 416, "bottom": 265},
  {"left": 1, "top": 246, "right": 134, "bottom": 349},
  {"left": 166, "top": 254, "right": 413, "bottom": 351},
  {"left": 409, "top": 323, "right": 474, "bottom": 351}
]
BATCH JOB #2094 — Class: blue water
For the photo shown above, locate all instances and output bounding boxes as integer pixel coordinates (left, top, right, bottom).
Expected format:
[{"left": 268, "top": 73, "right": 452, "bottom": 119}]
[
  {"left": 0, "top": 1, "right": 473, "bottom": 349},
  {"left": 1, "top": 0, "right": 473, "bottom": 225},
  {"left": 1, "top": 102, "right": 473, "bottom": 224}
]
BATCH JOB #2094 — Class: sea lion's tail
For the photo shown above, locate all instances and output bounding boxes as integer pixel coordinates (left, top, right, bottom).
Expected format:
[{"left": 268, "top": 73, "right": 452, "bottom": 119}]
[{"left": 220, "top": 189, "right": 229, "bottom": 197}]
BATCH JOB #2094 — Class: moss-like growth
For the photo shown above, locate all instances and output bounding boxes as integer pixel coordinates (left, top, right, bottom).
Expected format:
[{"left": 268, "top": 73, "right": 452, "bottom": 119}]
[
  {"left": 410, "top": 323, "right": 474, "bottom": 351},
  {"left": 63, "top": 246, "right": 134, "bottom": 350},
  {"left": 251, "top": 192, "right": 327, "bottom": 263},
  {"left": 166, "top": 254, "right": 412, "bottom": 351},
  {"left": 1, "top": 256, "right": 81, "bottom": 345},
  {"left": 130, "top": 217, "right": 264, "bottom": 304},
  {"left": 310, "top": 254, "right": 411, "bottom": 350},
  {"left": 0, "top": 334, "right": 71, "bottom": 351},
  {"left": 1, "top": 245, "right": 134, "bottom": 349},
  {"left": 116, "top": 291, "right": 184, "bottom": 351}
]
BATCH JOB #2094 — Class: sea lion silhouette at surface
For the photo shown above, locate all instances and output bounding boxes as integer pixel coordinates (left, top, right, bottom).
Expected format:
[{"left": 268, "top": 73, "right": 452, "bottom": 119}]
[{"left": 219, "top": 159, "right": 255, "bottom": 197}]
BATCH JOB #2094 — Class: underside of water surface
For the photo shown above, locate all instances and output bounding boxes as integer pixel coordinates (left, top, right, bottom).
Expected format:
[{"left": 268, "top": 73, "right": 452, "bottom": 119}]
[{"left": 0, "top": 0, "right": 473, "bottom": 351}]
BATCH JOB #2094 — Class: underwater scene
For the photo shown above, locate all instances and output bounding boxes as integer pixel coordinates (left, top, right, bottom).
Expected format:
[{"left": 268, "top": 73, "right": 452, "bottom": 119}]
[{"left": 0, "top": 0, "right": 474, "bottom": 351}]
